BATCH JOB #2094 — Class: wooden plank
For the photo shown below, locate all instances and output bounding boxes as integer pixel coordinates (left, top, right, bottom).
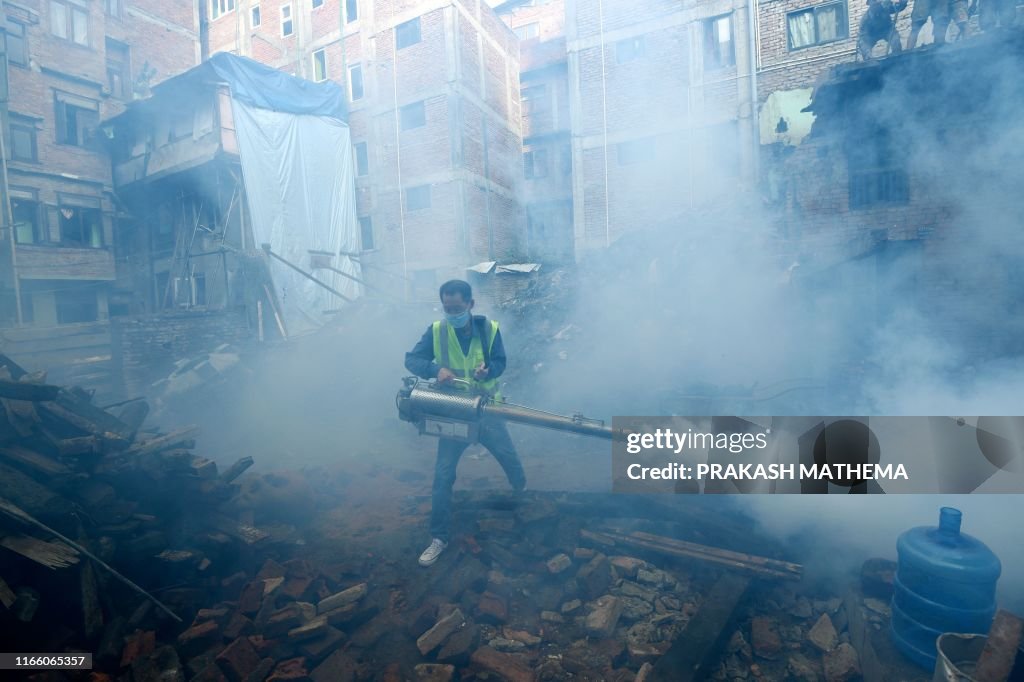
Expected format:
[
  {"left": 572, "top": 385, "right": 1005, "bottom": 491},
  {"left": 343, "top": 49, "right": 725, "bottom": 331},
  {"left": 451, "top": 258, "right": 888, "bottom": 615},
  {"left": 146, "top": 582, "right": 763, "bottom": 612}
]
[
  {"left": 0, "top": 462, "right": 75, "bottom": 519},
  {"left": 220, "top": 456, "right": 254, "bottom": 483},
  {"left": 0, "top": 574, "right": 16, "bottom": 609},
  {"left": 0, "top": 379, "right": 61, "bottom": 402},
  {"left": 54, "top": 390, "right": 133, "bottom": 440},
  {"left": 0, "top": 445, "right": 71, "bottom": 477},
  {"left": 125, "top": 426, "right": 200, "bottom": 458},
  {"left": 0, "top": 354, "right": 28, "bottom": 380},
  {"left": 581, "top": 529, "right": 802, "bottom": 581},
  {"left": 648, "top": 573, "right": 752, "bottom": 682},
  {"left": 0, "top": 534, "right": 80, "bottom": 569},
  {"left": 79, "top": 524, "right": 104, "bottom": 639}
]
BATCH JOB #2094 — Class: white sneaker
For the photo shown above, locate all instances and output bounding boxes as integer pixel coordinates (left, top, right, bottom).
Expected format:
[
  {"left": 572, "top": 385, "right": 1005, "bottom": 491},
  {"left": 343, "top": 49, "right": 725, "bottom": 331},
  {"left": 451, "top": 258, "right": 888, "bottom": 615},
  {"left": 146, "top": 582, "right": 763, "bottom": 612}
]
[{"left": 418, "top": 538, "right": 448, "bottom": 566}]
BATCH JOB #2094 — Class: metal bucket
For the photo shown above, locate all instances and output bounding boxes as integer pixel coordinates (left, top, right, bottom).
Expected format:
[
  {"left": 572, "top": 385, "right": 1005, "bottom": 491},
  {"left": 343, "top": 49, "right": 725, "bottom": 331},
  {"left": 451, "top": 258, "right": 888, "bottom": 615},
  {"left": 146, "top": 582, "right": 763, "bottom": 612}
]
[
  {"left": 933, "top": 633, "right": 986, "bottom": 682},
  {"left": 934, "top": 632, "right": 1024, "bottom": 682}
]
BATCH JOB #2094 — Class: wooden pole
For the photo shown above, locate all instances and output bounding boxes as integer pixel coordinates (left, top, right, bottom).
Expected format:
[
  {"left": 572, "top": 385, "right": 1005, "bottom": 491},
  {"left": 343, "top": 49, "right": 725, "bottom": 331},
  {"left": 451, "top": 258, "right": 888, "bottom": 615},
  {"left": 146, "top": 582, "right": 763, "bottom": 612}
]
[
  {"left": 256, "top": 300, "right": 264, "bottom": 342},
  {"left": 262, "top": 284, "right": 287, "bottom": 340},
  {"left": 0, "top": 124, "right": 23, "bottom": 325}
]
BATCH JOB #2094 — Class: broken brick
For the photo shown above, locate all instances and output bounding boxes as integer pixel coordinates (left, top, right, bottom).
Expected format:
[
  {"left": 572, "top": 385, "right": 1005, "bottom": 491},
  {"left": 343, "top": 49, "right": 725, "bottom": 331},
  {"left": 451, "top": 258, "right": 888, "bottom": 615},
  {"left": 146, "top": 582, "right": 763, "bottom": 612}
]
[
  {"left": 310, "top": 649, "right": 357, "bottom": 682},
  {"left": 178, "top": 620, "right": 220, "bottom": 656},
  {"left": 476, "top": 591, "right": 508, "bottom": 623},
  {"left": 417, "top": 608, "right": 466, "bottom": 655},
  {"left": 238, "top": 581, "right": 265, "bottom": 616},
  {"left": 224, "top": 613, "right": 255, "bottom": 640},
  {"left": 316, "top": 583, "right": 367, "bottom": 614},
  {"left": 298, "top": 626, "right": 345, "bottom": 663},
  {"left": 470, "top": 646, "right": 533, "bottom": 682},
  {"left": 266, "top": 656, "right": 310, "bottom": 682},
  {"left": 120, "top": 629, "right": 156, "bottom": 668},
  {"left": 264, "top": 603, "right": 305, "bottom": 638},
  {"left": 216, "top": 637, "right": 261, "bottom": 682}
]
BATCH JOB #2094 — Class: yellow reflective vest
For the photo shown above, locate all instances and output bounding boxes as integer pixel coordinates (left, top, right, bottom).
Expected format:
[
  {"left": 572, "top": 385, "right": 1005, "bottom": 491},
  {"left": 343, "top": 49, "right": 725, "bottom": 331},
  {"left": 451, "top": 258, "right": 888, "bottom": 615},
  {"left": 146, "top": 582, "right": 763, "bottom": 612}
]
[{"left": 431, "top": 318, "right": 501, "bottom": 399}]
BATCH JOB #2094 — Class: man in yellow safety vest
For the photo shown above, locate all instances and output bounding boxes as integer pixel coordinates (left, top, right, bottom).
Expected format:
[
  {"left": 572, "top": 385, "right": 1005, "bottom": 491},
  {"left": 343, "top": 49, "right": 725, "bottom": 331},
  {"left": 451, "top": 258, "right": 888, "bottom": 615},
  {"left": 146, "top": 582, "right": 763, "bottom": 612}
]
[{"left": 404, "top": 280, "right": 526, "bottom": 566}]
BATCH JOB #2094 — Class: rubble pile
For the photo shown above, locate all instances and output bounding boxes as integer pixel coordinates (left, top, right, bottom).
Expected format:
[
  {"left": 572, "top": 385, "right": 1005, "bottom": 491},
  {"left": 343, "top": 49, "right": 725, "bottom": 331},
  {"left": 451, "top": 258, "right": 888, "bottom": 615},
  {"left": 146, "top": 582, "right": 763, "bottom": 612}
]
[{"left": 0, "top": 352, "right": 271, "bottom": 675}]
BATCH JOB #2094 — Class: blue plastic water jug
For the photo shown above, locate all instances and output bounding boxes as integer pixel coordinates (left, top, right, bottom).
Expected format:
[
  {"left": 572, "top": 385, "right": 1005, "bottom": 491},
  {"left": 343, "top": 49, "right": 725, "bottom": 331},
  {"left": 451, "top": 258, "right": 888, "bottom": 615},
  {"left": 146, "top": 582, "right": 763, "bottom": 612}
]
[{"left": 890, "top": 507, "right": 1001, "bottom": 670}]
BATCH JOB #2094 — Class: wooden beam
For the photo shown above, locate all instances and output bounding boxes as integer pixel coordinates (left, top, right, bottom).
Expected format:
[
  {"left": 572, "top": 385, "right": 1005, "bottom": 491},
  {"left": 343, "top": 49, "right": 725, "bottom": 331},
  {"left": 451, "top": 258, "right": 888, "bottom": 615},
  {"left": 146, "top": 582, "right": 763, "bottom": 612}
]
[
  {"left": 580, "top": 529, "right": 802, "bottom": 581},
  {"left": 648, "top": 573, "right": 751, "bottom": 682},
  {"left": 0, "top": 379, "right": 61, "bottom": 402},
  {"left": 0, "top": 534, "right": 81, "bottom": 569},
  {"left": 0, "top": 445, "right": 71, "bottom": 477}
]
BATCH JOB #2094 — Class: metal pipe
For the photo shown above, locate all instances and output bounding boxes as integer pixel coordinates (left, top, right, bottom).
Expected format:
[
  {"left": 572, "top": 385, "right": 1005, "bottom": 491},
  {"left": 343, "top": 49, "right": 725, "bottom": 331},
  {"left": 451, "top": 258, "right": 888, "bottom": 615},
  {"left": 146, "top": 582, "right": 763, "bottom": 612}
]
[
  {"left": 260, "top": 244, "right": 354, "bottom": 302},
  {"left": 482, "top": 401, "right": 627, "bottom": 440}
]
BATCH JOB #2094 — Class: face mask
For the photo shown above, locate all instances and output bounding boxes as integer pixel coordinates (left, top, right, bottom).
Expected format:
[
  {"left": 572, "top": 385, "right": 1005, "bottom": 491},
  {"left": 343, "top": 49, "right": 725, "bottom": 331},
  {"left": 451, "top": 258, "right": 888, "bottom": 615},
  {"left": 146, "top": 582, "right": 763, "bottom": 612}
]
[{"left": 446, "top": 310, "right": 471, "bottom": 328}]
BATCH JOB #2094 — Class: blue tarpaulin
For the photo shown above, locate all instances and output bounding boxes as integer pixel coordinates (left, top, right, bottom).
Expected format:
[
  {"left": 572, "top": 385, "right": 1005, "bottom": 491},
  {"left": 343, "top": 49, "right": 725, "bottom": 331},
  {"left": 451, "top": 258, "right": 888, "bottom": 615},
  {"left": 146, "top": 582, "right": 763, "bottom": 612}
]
[{"left": 205, "top": 52, "right": 347, "bottom": 120}]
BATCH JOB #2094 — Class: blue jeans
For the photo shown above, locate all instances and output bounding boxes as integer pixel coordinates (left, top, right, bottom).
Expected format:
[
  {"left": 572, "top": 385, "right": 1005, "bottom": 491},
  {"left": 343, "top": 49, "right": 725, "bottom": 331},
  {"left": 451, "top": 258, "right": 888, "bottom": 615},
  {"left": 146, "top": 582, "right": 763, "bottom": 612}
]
[{"left": 429, "top": 418, "right": 526, "bottom": 542}]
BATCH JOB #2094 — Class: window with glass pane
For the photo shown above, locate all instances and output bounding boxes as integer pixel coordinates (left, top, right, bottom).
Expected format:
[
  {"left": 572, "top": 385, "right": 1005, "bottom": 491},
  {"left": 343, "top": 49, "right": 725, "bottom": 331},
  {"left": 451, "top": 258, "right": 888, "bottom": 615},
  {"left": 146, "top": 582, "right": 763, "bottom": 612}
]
[
  {"left": 313, "top": 50, "right": 327, "bottom": 81},
  {"left": 349, "top": 64, "right": 364, "bottom": 100},
  {"left": 787, "top": 2, "right": 847, "bottom": 49},
  {"left": 4, "top": 19, "right": 27, "bottom": 65},
  {"left": 704, "top": 15, "right": 734, "bottom": 70},
  {"left": 346, "top": 0, "right": 358, "bottom": 23}
]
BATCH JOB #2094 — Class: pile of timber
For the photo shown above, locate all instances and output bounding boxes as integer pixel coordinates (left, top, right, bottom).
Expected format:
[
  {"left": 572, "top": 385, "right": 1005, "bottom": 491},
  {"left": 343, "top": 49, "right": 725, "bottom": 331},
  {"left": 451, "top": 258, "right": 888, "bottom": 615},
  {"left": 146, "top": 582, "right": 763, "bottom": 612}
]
[{"left": 0, "top": 353, "right": 259, "bottom": 665}]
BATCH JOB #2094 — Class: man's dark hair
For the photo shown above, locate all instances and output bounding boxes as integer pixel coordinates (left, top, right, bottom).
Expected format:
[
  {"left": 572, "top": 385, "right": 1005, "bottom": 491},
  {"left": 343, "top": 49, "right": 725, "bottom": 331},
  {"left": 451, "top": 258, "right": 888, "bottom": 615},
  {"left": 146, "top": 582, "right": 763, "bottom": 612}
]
[{"left": 439, "top": 279, "right": 472, "bottom": 302}]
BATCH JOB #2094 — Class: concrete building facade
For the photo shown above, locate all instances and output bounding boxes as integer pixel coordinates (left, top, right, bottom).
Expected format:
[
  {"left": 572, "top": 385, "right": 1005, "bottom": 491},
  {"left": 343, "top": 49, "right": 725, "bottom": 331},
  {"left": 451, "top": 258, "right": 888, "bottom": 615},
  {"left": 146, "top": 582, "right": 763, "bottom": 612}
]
[
  {"left": 204, "top": 0, "right": 524, "bottom": 300},
  {"left": 494, "top": 0, "right": 573, "bottom": 264}
]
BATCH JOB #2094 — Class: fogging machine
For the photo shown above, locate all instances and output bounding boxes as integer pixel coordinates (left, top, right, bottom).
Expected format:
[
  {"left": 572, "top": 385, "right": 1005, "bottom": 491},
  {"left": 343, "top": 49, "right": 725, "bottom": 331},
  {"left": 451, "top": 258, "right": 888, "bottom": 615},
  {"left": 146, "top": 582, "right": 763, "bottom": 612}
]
[{"left": 397, "top": 377, "right": 628, "bottom": 443}]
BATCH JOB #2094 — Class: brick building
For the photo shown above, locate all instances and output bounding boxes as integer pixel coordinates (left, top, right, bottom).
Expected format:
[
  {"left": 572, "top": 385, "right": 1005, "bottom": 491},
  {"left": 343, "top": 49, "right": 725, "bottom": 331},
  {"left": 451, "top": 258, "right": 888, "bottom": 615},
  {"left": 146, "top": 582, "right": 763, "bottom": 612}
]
[
  {"left": 493, "top": 0, "right": 573, "bottom": 263},
  {"left": 204, "top": 0, "right": 524, "bottom": 300},
  {"left": 780, "top": 31, "right": 1024, "bottom": 356},
  {"left": 565, "top": 0, "right": 759, "bottom": 256},
  {"left": 1, "top": 0, "right": 200, "bottom": 388}
]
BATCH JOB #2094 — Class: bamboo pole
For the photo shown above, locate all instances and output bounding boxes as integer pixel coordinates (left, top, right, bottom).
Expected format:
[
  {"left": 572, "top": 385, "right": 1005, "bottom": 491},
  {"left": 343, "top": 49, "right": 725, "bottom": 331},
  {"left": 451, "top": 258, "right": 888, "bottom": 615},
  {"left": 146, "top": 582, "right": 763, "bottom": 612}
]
[{"left": 581, "top": 528, "right": 802, "bottom": 581}]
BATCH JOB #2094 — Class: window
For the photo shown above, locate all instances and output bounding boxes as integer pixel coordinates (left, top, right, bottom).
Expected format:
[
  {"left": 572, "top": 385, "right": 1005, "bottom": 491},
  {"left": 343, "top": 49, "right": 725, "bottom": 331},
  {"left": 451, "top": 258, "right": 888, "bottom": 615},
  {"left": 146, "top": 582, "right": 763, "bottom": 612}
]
[
  {"left": 193, "top": 273, "right": 207, "bottom": 306},
  {"left": 521, "top": 84, "right": 548, "bottom": 113},
  {"left": 312, "top": 0, "right": 324, "bottom": 7},
  {"left": 345, "top": 0, "right": 358, "bottom": 23},
  {"left": 847, "top": 130, "right": 909, "bottom": 209},
  {"left": 12, "top": 197, "right": 42, "bottom": 244},
  {"left": 400, "top": 101, "right": 426, "bottom": 130},
  {"left": 312, "top": 49, "right": 327, "bottom": 81},
  {"left": 515, "top": 22, "right": 539, "bottom": 40},
  {"left": 105, "top": 0, "right": 121, "bottom": 18},
  {"left": 616, "top": 36, "right": 645, "bottom": 63},
  {"left": 281, "top": 5, "right": 293, "bottom": 37},
  {"left": 787, "top": 2, "right": 847, "bottom": 50},
  {"left": 50, "top": 0, "right": 89, "bottom": 46},
  {"left": 56, "top": 287, "right": 99, "bottom": 324},
  {"left": 55, "top": 93, "right": 100, "bottom": 147},
  {"left": 396, "top": 17, "right": 421, "bottom": 49},
  {"left": 251, "top": 5, "right": 261, "bottom": 27},
  {"left": 106, "top": 39, "right": 130, "bottom": 100},
  {"left": 524, "top": 149, "right": 548, "bottom": 179},
  {"left": 359, "top": 216, "right": 374, "bottom": 250},
  {"left": 9, "top": 119, "right": 37, "bottom": 163},
  {"left": 617, "top": 138, "right": 655, "bottom": 165},
  {"left": 704, "top": 14, "right": 735, "bottom": 70},
  {"left": 561, "top": 144, "right": 572, "bottom": 177},
  {"left": 348, "top": 64, "right": 364, "bottom": 100},
  {"left": 354, "top": 141, "right": 368, "bottom": 176},
  {"left": 405, "top": 185, "right": 431, "bottom": 211},
  {"left": 849, "top": 170, "right": 909, "bottom": 208},
  {"left": 210, "top": 0, "right": 236, "bottom": 20},
  {"left": 58, "top": 204, "right": 103, "bottom": 247},
  {"left": 4, "top": 18, "right": 27, "bottom": 66}
]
